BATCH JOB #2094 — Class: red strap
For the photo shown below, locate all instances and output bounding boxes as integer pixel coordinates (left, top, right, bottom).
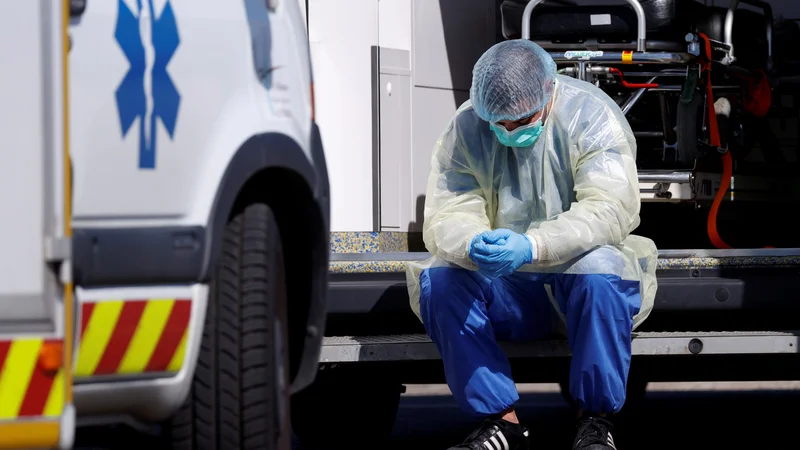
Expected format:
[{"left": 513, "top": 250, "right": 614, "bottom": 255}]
[
  {"left": 697, "top": 33, "right": 733, "bottom": 249},
  {"left": 697, "top": 33, "right": 721, "bottom": 148}
]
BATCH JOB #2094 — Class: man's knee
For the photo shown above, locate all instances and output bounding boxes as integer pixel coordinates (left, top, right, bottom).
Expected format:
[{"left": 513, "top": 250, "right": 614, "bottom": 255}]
[
  {"left": 420, "top": 267, "right": 486, "bottom": 319},
  {"left": 564, "top": 273, "right": 640, "bottom": 321}
]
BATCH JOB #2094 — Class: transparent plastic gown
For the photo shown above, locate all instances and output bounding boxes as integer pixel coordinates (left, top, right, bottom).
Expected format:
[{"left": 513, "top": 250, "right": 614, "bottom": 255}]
[{"left": 406, "top": 75, "right": 658, "bottom": 331}]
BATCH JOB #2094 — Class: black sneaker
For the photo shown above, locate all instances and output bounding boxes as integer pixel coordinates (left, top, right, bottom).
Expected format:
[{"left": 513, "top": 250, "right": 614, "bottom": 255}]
[
  {"left": 572, "top": 416, "right": 617, "bottom": 450},
  {"left": 448, "top": 417, "right": 529, "bottom": 450}
]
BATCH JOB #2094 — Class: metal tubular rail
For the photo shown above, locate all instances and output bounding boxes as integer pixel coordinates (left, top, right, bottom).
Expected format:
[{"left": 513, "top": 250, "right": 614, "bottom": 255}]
[
  {"left": 638, "top": 171, "right": 693, "bottom": 184},
  {"left": 521, "top": 0, "right": 648, "bottom": 51},
  {"left": 724, "top": 0, "right": 774, "bottom": 67},
  {"left": 723, "top": 0, "right": 739, "bottom": 64},
  {"left": 549, "top": 52, "right": 691, "bottom": 64}
]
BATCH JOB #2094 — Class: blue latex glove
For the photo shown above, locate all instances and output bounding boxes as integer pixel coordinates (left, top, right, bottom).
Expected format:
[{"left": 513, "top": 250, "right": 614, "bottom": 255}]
[{"left": 468, "top": 229, "right": 533, "bottom": 277}]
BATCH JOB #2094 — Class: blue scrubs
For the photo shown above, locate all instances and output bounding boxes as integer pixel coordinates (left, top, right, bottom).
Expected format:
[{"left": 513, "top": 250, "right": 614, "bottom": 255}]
[{"left": 419, "top": 265, "right": 641, "bottom": 416}]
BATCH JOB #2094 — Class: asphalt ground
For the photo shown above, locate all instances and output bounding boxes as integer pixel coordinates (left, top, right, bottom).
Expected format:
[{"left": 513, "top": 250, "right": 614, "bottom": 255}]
[{"left": 73, "top": 381, "right": 800, "bottom": 449}]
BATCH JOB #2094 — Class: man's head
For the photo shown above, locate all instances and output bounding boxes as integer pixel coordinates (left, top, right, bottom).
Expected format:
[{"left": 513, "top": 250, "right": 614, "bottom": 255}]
[{"left": 469, "top": 40, "right": 557, "bottom": 130}]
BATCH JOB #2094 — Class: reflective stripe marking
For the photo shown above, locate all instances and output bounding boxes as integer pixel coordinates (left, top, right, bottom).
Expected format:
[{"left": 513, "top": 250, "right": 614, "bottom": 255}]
[
  {"left": 0, "top": 339, "right": 65, "bottom": 420},
  {"left": 79, "top": 302, "right": 95, "bottom": 338},
  {"left": 146, "top": 300, "right": 191, "bottom": 372},
  {"left": 167, "top": 328, "right": 189, "bottom": 373},
  {"left": 76, "top": 298, "right": 192, "bottom": 376},
  {"left": 94, "top": 301, "right": 147, "bottom": 374},
  {"left": 0, "top": 342, "right": 10, "bottom": 374},
  {"left": 0, "top": 340, "right": 41, "bottom": 419},
  {"left": 18, "top": 340, "right": 58, "bottom": 417},
  {"left": 43, "top": 370, "right": 64, "bottom": 417},
  {"left": 76, "top": 300, "right": 124, "bottom": 376},
  {"left": 118, "top": 299, "right": 174, "bottom": 374}
]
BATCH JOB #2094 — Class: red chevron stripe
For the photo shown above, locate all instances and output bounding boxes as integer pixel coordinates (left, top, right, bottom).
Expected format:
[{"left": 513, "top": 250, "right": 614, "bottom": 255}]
[
  {"left": 93, "top": 300, "right": 147, "bottom": 374},
  {"left": 18, "top": 340, "right": 59, "bottom": 417},
  {"left": 0, "top": 341, "right": 10, "bottom": 374},
  {"left": 80, "top": 302, "right": 95, "bottom": 339},
  {"left": 145, "top": 299, "right": 191, "bottom": 372}
]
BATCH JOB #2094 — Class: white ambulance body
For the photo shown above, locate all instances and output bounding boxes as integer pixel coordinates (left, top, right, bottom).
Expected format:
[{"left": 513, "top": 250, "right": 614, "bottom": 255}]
[{"left": 0, "top": 1, "right": 329, "bottom": 449}]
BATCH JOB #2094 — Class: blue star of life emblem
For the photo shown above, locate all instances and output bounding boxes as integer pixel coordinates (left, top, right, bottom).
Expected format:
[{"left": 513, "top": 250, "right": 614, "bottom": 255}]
[{"left": 114, "top": 0, "right": 181, "bottom": 169}]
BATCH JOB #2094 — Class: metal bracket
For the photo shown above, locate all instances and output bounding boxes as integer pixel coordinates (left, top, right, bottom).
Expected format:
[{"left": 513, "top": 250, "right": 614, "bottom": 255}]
[
  {"left": 697, "top": 140, "right": 728, "bottom": 155},
  {"left": 45, "top": 237, "right": 71, "bottom": 263}
]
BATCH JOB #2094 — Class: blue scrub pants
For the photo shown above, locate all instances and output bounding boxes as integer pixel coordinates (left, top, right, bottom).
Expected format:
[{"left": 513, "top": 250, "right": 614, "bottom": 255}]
[{"left": 419, "top": 266, "right": 641, "bottom": 416}]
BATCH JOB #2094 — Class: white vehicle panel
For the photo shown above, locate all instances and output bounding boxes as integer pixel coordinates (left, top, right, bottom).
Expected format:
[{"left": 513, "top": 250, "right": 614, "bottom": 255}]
[
  {"left": 0, "top": 0, "right": 64, "bottom": 325},
  {"left": 70, "top": 0, "right": 313, "bottom": 228},
  {"left": 308, "top": 0, "right": 378, "bottom": 232}
]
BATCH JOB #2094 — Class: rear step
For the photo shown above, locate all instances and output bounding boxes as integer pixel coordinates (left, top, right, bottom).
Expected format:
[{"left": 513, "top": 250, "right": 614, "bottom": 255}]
[{"left": 320, "top": 331, "right": 800, "bottom": 362}]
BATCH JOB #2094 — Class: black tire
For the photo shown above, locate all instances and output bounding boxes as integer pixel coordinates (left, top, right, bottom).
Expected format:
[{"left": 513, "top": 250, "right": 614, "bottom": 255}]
[
  {"left": 166, "top": 203, "right": 291, "bottom": 450},
  {"left": 291, "top": 368, "right": 402, "bottom": 449}
]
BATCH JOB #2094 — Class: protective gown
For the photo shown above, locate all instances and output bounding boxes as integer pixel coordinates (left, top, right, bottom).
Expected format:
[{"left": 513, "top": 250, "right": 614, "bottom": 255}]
[{"left": 405, "top": 74, "right": 658, "bottom": 416}]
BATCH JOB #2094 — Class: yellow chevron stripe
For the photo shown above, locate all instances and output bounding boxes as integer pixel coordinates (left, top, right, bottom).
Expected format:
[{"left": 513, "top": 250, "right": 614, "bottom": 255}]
[
  {"left": 75, "top": 300, "right": 124, "bottom": 376},
  {"left": 43, "top": 370, "right": 64, "bottom": 418},
  {"left": 167, "top": 328, "right": 189, "bottom": 372},
  {"left": 118, "top": 299, "right": 174, "bottom": 374},
  {"left": 0, "top": 339, "right": 41, "bottom": 419}
]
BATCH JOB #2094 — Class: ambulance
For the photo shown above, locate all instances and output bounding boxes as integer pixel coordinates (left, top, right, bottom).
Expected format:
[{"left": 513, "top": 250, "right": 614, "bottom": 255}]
[{"left": 0, "top": 0, "right": 328, "bottom": 448}]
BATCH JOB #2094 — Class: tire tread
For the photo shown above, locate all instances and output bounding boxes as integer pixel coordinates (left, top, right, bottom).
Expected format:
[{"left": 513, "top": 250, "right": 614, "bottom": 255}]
[{"left": 168, "top": 203, "right": 282, "bottom": 450}]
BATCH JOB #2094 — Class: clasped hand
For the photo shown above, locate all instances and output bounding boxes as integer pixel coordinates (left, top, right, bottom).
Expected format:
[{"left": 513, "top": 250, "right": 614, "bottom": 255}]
[{"left": 468, "top": 229, "right": 533, "bottom": 277}]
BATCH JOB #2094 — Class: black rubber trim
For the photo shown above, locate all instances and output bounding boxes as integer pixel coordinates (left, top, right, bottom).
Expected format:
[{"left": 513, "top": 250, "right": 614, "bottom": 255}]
[
  {"left": 327, "top": 267, "right": 800, "bottom": 314},
  {"left": 72, "top": 226, "right": 205, "bottom": 286},
  {"left": 290, "top": 123, "right": 331, "bottom": 393},
  {"left": 201, "top": 128, "right": 326, "bottom": 282}
]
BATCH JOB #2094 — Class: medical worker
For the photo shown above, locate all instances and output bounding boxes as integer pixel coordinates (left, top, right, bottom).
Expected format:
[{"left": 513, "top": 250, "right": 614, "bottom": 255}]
[{"left": 405, "top": 40, "right": 659, "bottom": 450}]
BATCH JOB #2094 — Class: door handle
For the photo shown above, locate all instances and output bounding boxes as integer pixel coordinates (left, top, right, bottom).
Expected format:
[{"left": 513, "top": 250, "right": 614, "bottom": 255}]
[{"left": 70, "top": 0, "right": 86, "bottom": 18}]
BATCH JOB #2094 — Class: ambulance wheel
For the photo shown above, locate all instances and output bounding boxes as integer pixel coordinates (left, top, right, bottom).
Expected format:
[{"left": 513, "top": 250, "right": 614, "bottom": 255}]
[
  {"left": 290, "top": 367, "right": 402, "bottom": 449},
  {"left": 166, "top": 202, "right": 291, "bottom": 450}
]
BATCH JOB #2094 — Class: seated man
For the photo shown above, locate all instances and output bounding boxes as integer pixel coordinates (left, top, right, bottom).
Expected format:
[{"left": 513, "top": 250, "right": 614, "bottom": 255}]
[{"left": 405, "top": 40, "right": 658, "bottom": 450}]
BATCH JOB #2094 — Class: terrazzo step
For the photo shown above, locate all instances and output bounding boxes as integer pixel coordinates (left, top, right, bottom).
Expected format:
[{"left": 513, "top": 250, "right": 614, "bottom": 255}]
[{"left": 328, "top": 249, "right": 800, "bottom": 274}]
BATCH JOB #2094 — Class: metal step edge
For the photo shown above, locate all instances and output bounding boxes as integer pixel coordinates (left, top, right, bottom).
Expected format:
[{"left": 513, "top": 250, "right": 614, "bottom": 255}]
[
  {"left": 320, "top": 331, "right": 800, "bottom": 362},
  {"left": 329, "top": 248, "right": 800, "bottom": 262}
]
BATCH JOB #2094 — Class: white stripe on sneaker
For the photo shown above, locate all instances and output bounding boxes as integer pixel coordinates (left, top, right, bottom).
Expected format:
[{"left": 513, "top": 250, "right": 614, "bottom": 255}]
[
  {"left": 497, "top": 431, "right": 510, "bottom": 450},
  {"left": 489, "top": 435, "right": 502, "bottom": 450},
  {"left": 483, "top": 441, "right": 495, "bottom": 450}
]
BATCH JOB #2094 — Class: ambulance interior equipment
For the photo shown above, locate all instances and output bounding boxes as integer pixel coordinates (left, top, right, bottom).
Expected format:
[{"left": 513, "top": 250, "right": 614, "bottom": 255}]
[{"left": 502, "top": 0, "right": 800, "bottom": 249}]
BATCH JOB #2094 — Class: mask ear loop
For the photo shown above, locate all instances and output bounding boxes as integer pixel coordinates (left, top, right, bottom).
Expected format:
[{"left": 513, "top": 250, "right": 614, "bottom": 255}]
[{"left": 540, "top": 96, "right": 553, "bottom": 125}]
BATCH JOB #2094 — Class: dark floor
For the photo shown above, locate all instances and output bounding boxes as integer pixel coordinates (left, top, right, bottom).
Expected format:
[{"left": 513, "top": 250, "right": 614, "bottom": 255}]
[{"left": 73, "top": 383, "right": 800, "bottom": 450}]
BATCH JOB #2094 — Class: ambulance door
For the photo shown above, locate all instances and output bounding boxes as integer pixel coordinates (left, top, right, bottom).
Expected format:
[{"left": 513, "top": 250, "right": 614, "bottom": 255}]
[{"left": 0, "top": 0, "right": 75, "bottom": 448}]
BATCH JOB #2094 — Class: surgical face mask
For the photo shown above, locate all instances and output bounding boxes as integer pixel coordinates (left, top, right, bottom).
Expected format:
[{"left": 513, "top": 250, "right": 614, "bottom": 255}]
[{"left": 490, "top": 118, "right": 544, "bottom": 148}]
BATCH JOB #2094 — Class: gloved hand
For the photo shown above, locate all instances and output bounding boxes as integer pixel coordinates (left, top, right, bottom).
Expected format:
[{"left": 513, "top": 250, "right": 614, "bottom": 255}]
[{"left": 469, "top": 229, "right": 534, "bottom": 277}]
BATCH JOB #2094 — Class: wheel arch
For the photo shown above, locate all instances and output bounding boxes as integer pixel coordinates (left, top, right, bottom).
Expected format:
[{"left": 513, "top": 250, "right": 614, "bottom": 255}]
[{"left": 202, "top": 127, "right": 330, "bottom": 389}]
